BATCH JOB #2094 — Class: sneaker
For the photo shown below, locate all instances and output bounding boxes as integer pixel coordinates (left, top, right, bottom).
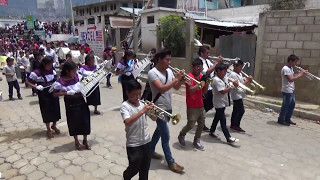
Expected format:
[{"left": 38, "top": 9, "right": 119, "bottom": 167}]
[
  {"left": 151, "top": 152, "right": 163, "bottom": 160},
  {"left": 203, "top": 126, "right": 210, "bottom": 132},
  {"left": 230, "top": 126, "right": 246, "bottom": 133},
  {"left": 227, "top": 137, "right": 239, "bottom": 144},
  {"left": 178, "top": 135, "right": 186, "bottom": 148},
  {"left": 193, "top": 138, "right": 205, "bottom": 151},
  {"left": 32, "top": 93, "right": 37, "bottom": 96},
  {"left": 289, "top": 121, "right": 296, "bottom": 125},
  {"left": 168, "top": 162, "right": 184, "bottom": 173},
  {"left": 9, "top": 97, "right": 14, "bottom": 101},
  {"left": 278, "top": 121, "right": 290, "bottom": 126},
  {"left": 18, "top": 96, "right": 23, "bottom": 100},
  {"left": 108, "top": 85, "right": 113, "bottom": 89},
  {"left": 209, "top": 132, "right": 219, "bottom": 138}
]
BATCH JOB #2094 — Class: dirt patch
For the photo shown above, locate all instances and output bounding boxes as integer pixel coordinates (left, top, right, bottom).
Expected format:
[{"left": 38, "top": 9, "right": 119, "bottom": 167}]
[{"left": 0, "top": 128, "right": 43, "bottom": 143}]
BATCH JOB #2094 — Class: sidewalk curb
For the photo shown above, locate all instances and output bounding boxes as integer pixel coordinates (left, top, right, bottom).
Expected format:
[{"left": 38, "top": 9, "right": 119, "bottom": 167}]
[{"left": 244, "top": 98, "right": 320, "bottom": 121}]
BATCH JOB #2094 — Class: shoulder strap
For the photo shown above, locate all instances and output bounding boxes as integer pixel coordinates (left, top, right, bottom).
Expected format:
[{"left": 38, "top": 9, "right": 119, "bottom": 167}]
[
  {"left": 153, "top": 69, "right": 168, "bottom": 103},
  {"left": 205, "top": 59, "right": 210, "bottom": 69}
]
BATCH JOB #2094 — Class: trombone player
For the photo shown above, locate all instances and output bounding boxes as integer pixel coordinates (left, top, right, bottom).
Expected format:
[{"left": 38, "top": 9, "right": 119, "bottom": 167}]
[
  {"left": 198, "top": 46, "right": 222, "bottom": 131},
  {"left": 147, "top": 49, "right": 185, "bottom": 173},
  {"left": 229, "top": 60, "right": 253, "bottom": 133}
]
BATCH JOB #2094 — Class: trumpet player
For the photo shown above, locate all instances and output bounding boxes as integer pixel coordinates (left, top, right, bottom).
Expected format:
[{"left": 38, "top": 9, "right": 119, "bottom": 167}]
[
  {"left": 120, "top": 79, "right": 154, "bottom": 180},
  {"left": 229, "top": 60, "right": 252, "bottom": 133},
  {"left": 198, "top": 46, "right": 222, "bottom": 131},
  {"left": 209, "top": 63, "right": 239, "bottom": 144},
  {"left": 278, "top": 55, "right": 307, "bottom": 126},
  {"left": 178, "top": 58, "right": 208, "bottom": 151},
  {"left": 148, "top": 49, "right": 185, "bottom": 173}
]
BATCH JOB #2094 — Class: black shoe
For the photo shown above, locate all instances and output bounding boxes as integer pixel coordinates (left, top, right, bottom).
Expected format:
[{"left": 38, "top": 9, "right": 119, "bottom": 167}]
[
  {"left": 203, "top": 126, "right": 210, "bottom": 132},
  {"left": 18, "top": 96, "right": 23, "bottom": 100},
  {"left": 278, "top": 121, "right": 290, "bottom": 126},
  {"left": 289, "top": 121, "right": 296, "bottom": 125},
  {"left": 9, "top": 97, "right": 14, "bottom": 101},
  {"left": 32, "top": 93, "right": 37, "bottom": 96}
]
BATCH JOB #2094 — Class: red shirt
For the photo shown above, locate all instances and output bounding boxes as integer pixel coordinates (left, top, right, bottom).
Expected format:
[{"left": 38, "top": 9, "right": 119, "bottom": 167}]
[{"left": 186, "top": 73, "right": 203, "bottom": 108}]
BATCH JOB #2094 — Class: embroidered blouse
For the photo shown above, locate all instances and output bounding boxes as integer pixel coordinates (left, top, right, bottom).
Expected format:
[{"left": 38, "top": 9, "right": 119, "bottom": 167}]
[
  {"left": 54, "top": 73, "right": 83, "bottom": 93},
  {"left": 28, "top": 69, "right": 57, "bottom": 87}
]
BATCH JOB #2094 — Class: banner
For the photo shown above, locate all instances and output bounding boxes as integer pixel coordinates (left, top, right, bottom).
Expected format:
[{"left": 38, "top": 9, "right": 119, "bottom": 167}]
[
  {"left": 0, "top": 0, "right": 8, "bottom": 6},
  {"left": 26, "top": 15, "right": 34, "bottom": 29},
  {"left": 80, "top": 25, "right": 105, "bottom": 58}
]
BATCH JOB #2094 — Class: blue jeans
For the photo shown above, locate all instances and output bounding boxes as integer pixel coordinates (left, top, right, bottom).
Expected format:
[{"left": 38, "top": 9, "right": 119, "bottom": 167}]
[
  {"left": 106, "top": 73, "right": 112, "bottom": 87},
  {"left": 278, "top": 93, "right": 295, "bottom": 123},
  {"left": 150, "top": 109, "right": 174, "bottom": 165},
  {"left": 7, "top": 80, "right": 21, "bottom": 98}
]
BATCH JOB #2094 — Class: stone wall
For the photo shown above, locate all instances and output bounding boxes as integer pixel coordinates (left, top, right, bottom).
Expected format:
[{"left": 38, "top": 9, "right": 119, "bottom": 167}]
[{"left": 255, "top": 9, "right": 320, "bottom": 104}]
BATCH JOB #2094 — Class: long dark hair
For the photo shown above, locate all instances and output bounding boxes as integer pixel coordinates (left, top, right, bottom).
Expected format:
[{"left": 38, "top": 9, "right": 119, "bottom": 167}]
[
  {"left": 85, "top": 54, "right": 94, "bottom": 65},
  {"left": 121, "top": 50, "right": 134, "bottom": 67},
  {"left": 39, "top": 56, "right": 53, "bottom": 74},
  {"left": 61, "top": 61, "right": 77, "bottom": 77}
]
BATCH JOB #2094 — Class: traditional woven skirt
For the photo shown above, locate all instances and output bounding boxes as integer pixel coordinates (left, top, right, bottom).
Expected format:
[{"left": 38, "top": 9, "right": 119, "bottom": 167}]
[
  {"left": 64, "top": 95, "right": 90, "bottom": 136},
  {"left": 86, "top": 85, "right": 101, "bottom": 106},
  {"left": 38, "top": 89, "right": 61, "bottom": 123}
]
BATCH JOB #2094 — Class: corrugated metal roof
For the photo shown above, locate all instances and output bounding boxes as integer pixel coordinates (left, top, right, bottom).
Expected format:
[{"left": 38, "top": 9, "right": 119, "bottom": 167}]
[
  {"left": 195, "top": 19, "right": 256, "bottom": 27},
  {"left": 109, "top": 17, "right": 133, "bottom": 28},
  {"left": 120, "top": 7, "right": 142, "bottom": 15}
]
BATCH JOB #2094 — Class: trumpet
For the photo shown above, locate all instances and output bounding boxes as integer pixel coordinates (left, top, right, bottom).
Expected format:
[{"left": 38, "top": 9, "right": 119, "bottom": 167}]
[
  {"left": 139, "top": 100, "right": 181, "bottom": 125},
  {"left": 209, "top": 56, "right": 240, "bottom": 65},
  {"left": 240, "top": 71, "right": 266, "bottom": 91},
  {"left": 295, "top": 66, "right": 320, "bottom": 81},
  {"left": 227, "top": 76, "right": 255, "bottom": 95},
  {"left": 169, "top": 65, "right": 205, "bottom": 88}
]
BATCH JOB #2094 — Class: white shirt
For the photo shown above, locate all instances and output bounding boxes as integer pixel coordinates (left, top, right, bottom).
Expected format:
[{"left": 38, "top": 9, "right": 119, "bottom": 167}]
[
  {"left": 2, "top": 65, "right": 17, "bottom": 82},
  {"left": 229, "top": 71, "right": 246, "bottom": 100},
  {"left": 94, "top": 55, "right": 100, "bottom": 66},
  {"left": 148, "top": 68, "right": 175, "bottom": 110},
  {"left": 120, "top": 101, "right": 151, "bottom": 147},
  {"left": 199, "top": 56, "right": 214, "bottom": 90},
  {"left": 212, "top": 76, "right": 229, "bottom": 108},
  {"left": 281, "top": 65, "right": 295, "bottom": 93},
  {"left": 45, "top": 48, "right": 58, "bottom": 63},
  {"left": 78, "top": 53, "right": 87, "bottom": 64}
]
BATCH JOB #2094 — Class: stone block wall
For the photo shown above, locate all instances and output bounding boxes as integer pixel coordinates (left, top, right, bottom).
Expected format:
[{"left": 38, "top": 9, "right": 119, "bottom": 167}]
[{"left": 255, "top": 9, "right": 320, "bottom": 104}]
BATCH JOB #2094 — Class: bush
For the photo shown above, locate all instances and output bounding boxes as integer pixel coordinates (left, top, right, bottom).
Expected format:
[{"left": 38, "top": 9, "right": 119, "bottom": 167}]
[
  {"left": 269, "top": 0, "right": 305, "bottom": 10},
  {"left": 157, "top": 15, "right": 199, "bottom": 57}
]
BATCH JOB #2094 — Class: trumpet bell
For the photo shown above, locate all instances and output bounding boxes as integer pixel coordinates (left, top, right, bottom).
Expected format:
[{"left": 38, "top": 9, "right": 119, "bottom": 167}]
[
  {"left": 171, "top": 114, "right": 181, "bottom": 125},
  {"left": 199, "top": 81, "right": 206, "bottom": 88}
]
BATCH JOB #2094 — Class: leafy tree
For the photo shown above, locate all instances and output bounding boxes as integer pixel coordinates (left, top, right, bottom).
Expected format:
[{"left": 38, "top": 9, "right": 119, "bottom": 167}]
[
  {"left": 269, "top": 0, "right": 305, "bottom": 10},
  {"left": 157, "top": 15, "right": 199, "bottom": 57}
]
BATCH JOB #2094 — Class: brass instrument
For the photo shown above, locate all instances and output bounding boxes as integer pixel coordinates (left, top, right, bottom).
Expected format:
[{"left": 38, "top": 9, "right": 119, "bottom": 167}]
[
  {"left": 140, "top": 100, "right": 181, "bottom": 125},
  {"left": 169, "top": 65, "right": 205, "bottom": 88},
  {"left": 208, "top": 56, "right": 240, "bottom": 65},
  {"left": 227, "top": 69, "right": 255, "bottom": 95},
  {"left": 295, "top": 66, "right": 320, "bottom": 81}
]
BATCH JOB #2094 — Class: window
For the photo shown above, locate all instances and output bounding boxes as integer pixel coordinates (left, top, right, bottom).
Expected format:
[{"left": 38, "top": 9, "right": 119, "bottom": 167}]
[
  {"left": 138, "top": 2, "right": 143, "bottom": 8},
  {"left": 88, "top": 18, "right": 95, "bottom": 25},
  {"left": 98, "top": 16, "right": 101, "bottom": 23},
  {"left": 105, "top": 5, "right": 108, "bottom": 11},
  {"left": 110, "top": 4, "right": 116, "bottom": 10},
  {"left": 122, "top": 3, "right": 128, "bottom": 7},
  {"left": 101, "top": 6, "right": 104, "bottom": 12},
  {"left": 94, "top": 7, "right": 96, "bottom": 13},
  {"left": 96, "top": 6, "right": 99, "bottom": 13},
  {"left": 147, "top": 16, "right": 154, "bottom": 24},
  {"left": 207, "top": 0, "right": 213, "bottom": 2},
  {"left": 133, "top": 3, "right": 138, "bottom": 8}
]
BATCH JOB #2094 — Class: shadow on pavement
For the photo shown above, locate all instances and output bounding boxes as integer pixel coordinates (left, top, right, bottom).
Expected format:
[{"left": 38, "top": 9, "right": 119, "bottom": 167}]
[
  {"left": 29, "top": 101, "right": 39, "bottom": 105},
  {"left": 50, "top": 139, "right": 99, "bottom": 153},
  {"left": 0, "top": 128, "right": 43, "bottom": 143},
  {"left": 266, "top": 121, "right": 282, "bottom": 126},
  {"left": 172, "top": 141, "right": 197, "bottom": 152}
]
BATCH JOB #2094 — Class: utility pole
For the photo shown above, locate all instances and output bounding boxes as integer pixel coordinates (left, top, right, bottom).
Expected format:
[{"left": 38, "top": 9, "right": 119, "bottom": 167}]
[
  {"left": 70, "top": 0, "right": 75, "bottom": 35},
  {"left": 132, "top": 0, "right": 138, "bottom": 53}
]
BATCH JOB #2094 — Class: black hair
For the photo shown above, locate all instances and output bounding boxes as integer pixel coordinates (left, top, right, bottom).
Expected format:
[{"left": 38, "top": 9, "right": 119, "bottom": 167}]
[
  {"left": 215, "top": 63, "right": 228, "bottom": 73},
  {"left": 234, "top": 60, "right": 244, "bottom": 66},
  {"left": 154, "top": 49, "right": 171, "bottom": 62},
  {"left": 66, "top": 53, "right": 72, "bottom": 59},
  {"left": 151, "top": 48, "right": 156, "bottom": 53},
  {"left": 33, "top": 51, "right": 41, "bottom": 59},
  {"left": 6, "top": 57, "right": 14, "bottom": 63},
  {"left": 126, "top": 79, "right": 142, "bottom": 93},
  {"left": 39, "top": 48, "right": 45, "bottom": 54},
  {"left": 85, "top": 54, "right": 94, "bottom": 65},
  {"left": 192, "top": 58, "right": 203, "bottom": 66},
  {"left": 61, "top": 61, "right": 77, "bottom": 77},
  {"left": 69, "top": 43, "right": 75, "bottom": 47},
  {"left": 122, "top": 50, "right": 134, "bottom": 67},
  {"left": 198, "top": 45, "right": 210, "bottom": 56},
  {"left": 287, "top": 54, "right": 299, "bottom": 62},
  {"left": 39, "top": 56, "right": 53, "bottom": 73}
]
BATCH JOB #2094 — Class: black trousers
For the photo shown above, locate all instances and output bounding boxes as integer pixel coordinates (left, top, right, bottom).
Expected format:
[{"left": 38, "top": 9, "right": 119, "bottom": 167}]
[
  {"left": 203, "top": 90, "right": 213, "bottom": 112},
  {"left": 7, "top": 80, "right": 21, "bottom": 98},
  {"left": 231, "top": 99, "right": 245, "bottom": 127},
  {"left": 210, "top": 108, "right": 231, "bottom": 140},
  {"left": 123, "top": 142, "right": 151, "bottom": 180},
  {"left": 21, "top": 71, "right": 26, "bottom": 83}
]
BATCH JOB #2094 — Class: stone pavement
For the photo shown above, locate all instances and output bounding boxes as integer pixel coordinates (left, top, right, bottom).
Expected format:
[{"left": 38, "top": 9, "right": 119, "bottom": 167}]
[{"left": 0, "top": 77, "right": 320, "bottom": 180}]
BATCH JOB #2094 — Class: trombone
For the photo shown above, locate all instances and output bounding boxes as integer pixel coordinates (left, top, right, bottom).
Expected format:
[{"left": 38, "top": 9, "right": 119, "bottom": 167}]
[
  {"left": 227, "top": 77, "right": 255, "bottom": 95},
  {"left": 295, "top": 66, "right": 320, "bottom": 81},
  {"left": 169, "top": 65, "right": 206, "bottom": 89},
  {"left": 139, "top": 100, "right": 181, "bottom": 125},
  {"left": 208, "top": 56, "right": 240, "bottom": 65}
]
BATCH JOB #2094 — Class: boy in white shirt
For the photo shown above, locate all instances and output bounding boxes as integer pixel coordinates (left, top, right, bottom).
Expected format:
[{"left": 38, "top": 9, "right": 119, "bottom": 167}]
[
  {"left": 278, "top": 55, "right": 306, "bottom": 126},
  {"left": 229, "top": 60, "right": 252, "bottom": 132},
  {"left": 120, "top": 79, "right": 154, "bottom": 180},
  {"left": 2, "top": 57, "right": 22, "bottom": 100},
  {"left": 209, "top": 63, "right": 238, "bottom": 144}
]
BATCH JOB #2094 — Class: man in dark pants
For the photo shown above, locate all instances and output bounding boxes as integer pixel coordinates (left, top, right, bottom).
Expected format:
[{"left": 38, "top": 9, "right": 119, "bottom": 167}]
[{"left": 198, "top": 46, "right": 222, "bottom": 131}]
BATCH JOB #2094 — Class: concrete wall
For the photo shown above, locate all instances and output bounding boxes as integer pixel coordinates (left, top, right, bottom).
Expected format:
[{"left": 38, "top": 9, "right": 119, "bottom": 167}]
[
  {"left": 305, "top": 0, "right": 320, "bottom": 9},
  {"left": 140, "top": 7, "right": 184, "bottom": 53},
  {"left": 255, "top": 9, "right": 320, "bottom": 104},
  {"left": 0, "top": 19, "right": 24, "bottom": 28}
]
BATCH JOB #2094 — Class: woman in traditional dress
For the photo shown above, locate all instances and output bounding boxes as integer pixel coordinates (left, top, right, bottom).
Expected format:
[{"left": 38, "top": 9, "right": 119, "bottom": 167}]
[
  {"left": 26, "top": 56, "right": 61, "bottom": 138},
  {"left": 115, "top": 50, "right": 135, "bottom": 101},
  {"left": 79, "top": 54, "right": 101, "bottom": 115},
  {"left": 53, "top": 61, "right": 91, "bottom": 150}
]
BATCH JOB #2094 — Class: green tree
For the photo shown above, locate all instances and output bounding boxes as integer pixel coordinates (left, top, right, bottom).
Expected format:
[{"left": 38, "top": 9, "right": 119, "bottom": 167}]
[
  {"left": 157, "top": 15, "right": 199, "bottom": 57},
  {"left": 269, "top": 0, "right": 305, "bottom": 10}
]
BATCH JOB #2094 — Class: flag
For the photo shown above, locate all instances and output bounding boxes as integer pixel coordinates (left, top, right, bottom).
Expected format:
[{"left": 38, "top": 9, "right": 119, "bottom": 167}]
[
  {"left": 0, "top": 0, "right": 8, "bottom": 6},
  {"left": 95, "top": 30, "right": 103, "bottom": 41}
]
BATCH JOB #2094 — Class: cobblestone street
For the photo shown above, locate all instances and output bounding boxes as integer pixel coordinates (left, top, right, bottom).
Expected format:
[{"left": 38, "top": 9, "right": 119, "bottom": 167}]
[{"left": 0, "top": 78, "right": 320, "bottom": 180}]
